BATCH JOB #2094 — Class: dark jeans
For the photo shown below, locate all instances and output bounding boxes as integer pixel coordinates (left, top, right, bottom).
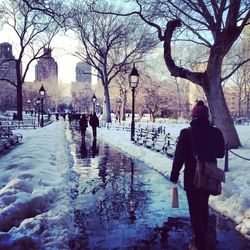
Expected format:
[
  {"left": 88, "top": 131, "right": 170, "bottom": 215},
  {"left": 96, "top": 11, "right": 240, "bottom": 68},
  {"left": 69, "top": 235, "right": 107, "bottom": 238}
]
[
  {"left": 92, "top": 127, "right": 97, "bottom": 138},
  {"left": 81, "top": 128, "right": 86, "bottom": 138},
  {"left": 186, "top": 190, "right": 210, "bottom": 250}
]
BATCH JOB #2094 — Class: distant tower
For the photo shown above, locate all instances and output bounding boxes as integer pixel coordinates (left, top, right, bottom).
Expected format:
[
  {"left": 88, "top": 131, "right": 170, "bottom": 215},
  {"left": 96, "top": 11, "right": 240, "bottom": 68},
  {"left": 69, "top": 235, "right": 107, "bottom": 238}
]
[
  {"left": 35, "top": 48, "right": 58, "bottom": 83},
  {"left": 75, "top": 62, "right": 91, "bottom": 83},
  {"left": 0, "top": 42, "right": 17, "bottom": 83}
]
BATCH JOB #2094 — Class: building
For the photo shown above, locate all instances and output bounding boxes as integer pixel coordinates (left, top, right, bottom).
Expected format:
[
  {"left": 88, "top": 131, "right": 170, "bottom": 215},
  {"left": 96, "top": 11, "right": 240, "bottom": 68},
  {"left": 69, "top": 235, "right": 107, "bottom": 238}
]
[
  {"left": 0, "top": 42, "right": 17, "bottom": 84},
  {"left": 75, "top": 62, "right": 91, "bottom": 83},
  {"left": 35, "top": 48, "right": 58, "bottom": 83},
  {"left": 0, "top": 43, "right": 18, "bottom": 112},
  {"left": 34, "top": 48, "right": 58, "bottom": 112},
  {"left": 188, "top": 82, "right": 206, "bottom": 108}
]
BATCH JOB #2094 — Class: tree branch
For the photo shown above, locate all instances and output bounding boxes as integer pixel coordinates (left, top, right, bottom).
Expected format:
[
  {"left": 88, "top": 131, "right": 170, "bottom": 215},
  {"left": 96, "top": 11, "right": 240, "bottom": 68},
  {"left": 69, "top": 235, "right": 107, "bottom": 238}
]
[
  {"left": 88, "top": 1, "right": 164, "bottom": 41},
  {"left": 163, "top": 19, "right": 205, "bottom": 85},
  {"left": 222, "top": 57, "right": 250, "bottom": 82}
]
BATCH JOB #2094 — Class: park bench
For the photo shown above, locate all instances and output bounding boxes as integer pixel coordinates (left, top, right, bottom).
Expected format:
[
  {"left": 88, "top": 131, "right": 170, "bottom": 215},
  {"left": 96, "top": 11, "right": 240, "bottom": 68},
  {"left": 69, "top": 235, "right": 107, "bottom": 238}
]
[
  {"left": 0, "top": 119, "right": 36, "bottom": 129},
  {"left": 152, "top": 133, "right": 169, "bottom": 152},
  {"left": 101, "top": 122, "right": 131, "bottom": 132},
  {"left": 134, "top": 127, "right": 178, "bottom": 159},
  {"left": 144, "top": 130, "right": 157, "bottom": 149},
  {"left": 12, "top": 119, "right": 36, "bottom": 129},
  {"left": 134, "top": 128, "right": 148, "bottom": 145},
  {"left": 0, "top": 127, "right": 23, "bottom": 153},
  {"left": 0, "top": 120, "right": 15, "bottom": 130},
  {"left": 161, "top": 133, "right": 178, "bottom": 158}
]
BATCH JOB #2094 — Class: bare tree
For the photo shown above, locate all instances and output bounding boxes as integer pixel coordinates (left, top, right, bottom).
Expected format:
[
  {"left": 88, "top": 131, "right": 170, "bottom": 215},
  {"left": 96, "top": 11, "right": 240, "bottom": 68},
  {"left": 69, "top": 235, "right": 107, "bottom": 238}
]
[
  {"left": 0, "top": 0, "right": 60, "bottom": 120},
  {"left": 71, "top": 83, "right": 94, "bottom": 114},
  {"left": 224, "top": 27, "right": 250, "bottom": 117},
  {"left": 143, "top": 82, "right": 163, "bottom": 122},
  {"left": 111, "top": 66, "right": 133, "bottom": 121},
  {"left": 90, "top": 0, "right": 250, "bottom": 148},
  {"left": 21, "top": 0, "right": 63, "bottom": 18},
  {"left": 69, "top": 1, "right": 157, "bottom": 123}
]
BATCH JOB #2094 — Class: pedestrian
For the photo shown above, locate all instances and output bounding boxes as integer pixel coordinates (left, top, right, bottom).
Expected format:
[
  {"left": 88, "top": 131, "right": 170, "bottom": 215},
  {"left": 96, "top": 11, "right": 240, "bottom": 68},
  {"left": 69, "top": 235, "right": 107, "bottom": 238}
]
[
  {"left": 170, "top": 100, "right": 225, "bottom": 250},
  {"left": 55, "top": 112, "right": 59, "bottom": 121},
  {"left": 79, "top": 114, "right": 88, "bottom": 140},
  {"left": 68, "top": 113, "right": 72, "bottom": 125},
  {"left": 89, "top": 112, "right": 99, "bottom": 138},
  {"left": 62, "top": 112, "right": 66, "bottom": 121}
]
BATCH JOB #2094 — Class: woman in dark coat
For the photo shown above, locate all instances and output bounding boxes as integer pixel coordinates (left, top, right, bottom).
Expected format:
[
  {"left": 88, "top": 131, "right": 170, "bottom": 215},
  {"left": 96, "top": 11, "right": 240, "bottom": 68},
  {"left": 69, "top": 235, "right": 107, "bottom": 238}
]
[
  {"left": 89, "top": 112, "right": 99, "bottom": 138},
  {"left": 79, "top": 114, "right": 88, "bottom": 140},
  {"left": 170, "top": 100, "right": 225, "bottom": 250}
]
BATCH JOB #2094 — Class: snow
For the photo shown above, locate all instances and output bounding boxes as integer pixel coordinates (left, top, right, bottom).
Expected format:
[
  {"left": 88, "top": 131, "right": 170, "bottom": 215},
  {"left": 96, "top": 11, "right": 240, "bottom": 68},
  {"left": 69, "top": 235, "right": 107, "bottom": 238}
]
[
  {"left": 0, "top": 121, "right": 73, "bottom": 249},
  {"left": 0, "top": 118, "right": 250, "bottom": 249}
]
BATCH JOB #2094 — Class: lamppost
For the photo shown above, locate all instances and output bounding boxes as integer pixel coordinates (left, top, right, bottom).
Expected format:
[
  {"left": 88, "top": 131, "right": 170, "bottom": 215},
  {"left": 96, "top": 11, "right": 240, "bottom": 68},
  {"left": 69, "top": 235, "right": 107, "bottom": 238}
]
[
  {"left": 39, "top": 85, "right": 46, "bottom": 127},
  {"left": 27, "top": 99, "right": 31, "bottom": 114},
  {"left": 116, "top": 98, "right": 122, "bottom": 123},
  {"left": 129, "top": 64, "right": 139, "bottom": 141},
  {"left": 96, "top": 102, "right": 101, "bottom": 115},
  {"left": 92, "top": 94, "right": 97, "bottom": 113},
  {"left": 36, "top": 97, "right": 41, "bottom": 126}
]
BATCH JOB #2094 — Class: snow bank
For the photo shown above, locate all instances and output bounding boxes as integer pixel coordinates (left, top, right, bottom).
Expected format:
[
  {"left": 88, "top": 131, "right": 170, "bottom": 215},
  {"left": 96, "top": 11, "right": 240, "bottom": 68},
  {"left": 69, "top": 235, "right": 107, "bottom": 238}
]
[{"left": 0, "top": 122, "right": 73, "bottom": 249}]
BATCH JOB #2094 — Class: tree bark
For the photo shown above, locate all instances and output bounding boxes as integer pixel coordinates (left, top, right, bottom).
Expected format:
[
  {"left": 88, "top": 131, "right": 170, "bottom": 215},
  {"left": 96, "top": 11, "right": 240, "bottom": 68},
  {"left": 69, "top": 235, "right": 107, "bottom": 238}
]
[
  {"left": 203, "top": 79, "right": 241, "bottom": 148},
  {"left": 16, "top": 60, "right": 23, "bottom": 120},
  {"left": 121, "top": 89, "right": 127, "bottom": 121},
  {"left": 103, "top": 84, "right": 112, "bottom": 123}
]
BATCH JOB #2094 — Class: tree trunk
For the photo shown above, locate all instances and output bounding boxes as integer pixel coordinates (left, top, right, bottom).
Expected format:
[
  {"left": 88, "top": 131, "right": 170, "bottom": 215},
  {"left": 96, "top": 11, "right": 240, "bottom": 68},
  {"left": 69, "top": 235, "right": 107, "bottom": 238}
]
[
  {"left": 103, "top": 84, "right": 112, "bottom": 123},
  {"left": 204, "top": 80, "right": 241, "bottom": 149},
  {"left": 152, "top": 113, "right": 155, "bottom": 122},
  {"left": 121, "top": 89, "right": 127, "bottom": 121},
  {"left": 16, "top": 61, "right": 23, "bottom": 120}
]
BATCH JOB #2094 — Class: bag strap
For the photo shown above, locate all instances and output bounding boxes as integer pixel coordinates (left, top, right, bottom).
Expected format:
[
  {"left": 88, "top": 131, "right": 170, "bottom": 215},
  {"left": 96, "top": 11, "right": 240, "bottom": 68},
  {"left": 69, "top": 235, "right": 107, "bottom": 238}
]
[{"left": 187, "top": 127, "right": 198, "bottom": 160}]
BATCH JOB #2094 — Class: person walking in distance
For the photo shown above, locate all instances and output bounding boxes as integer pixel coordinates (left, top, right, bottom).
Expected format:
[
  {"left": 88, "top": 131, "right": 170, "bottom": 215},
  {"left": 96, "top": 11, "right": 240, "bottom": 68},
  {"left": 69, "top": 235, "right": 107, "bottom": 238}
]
[
  {"left": 89, "top": 112, "right": 99, "bottom": 138},
  {"left": 79, "top": 114, "right": 88, "bottom": 140},
  {"left": 170, "top": 100, "right": 225, "bottom": 250},
  {"left": 55, "top": 112, "right": 59, "bottom": 121}
]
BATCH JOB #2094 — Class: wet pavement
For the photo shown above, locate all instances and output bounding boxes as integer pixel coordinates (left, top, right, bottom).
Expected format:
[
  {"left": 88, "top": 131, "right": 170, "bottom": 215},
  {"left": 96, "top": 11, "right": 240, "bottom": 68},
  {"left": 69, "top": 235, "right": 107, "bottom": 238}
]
[{"left": 67, "top": 126, "right": 250, "bottom": 250}]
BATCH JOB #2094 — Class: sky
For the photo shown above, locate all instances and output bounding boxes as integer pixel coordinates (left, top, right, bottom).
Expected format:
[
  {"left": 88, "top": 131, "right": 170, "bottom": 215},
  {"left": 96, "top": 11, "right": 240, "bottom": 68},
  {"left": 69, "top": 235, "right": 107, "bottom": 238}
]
[
  {"left": 0, "top": 115, "right": 250, "bottom": 248},
  {"left": 0, "top": 13, "right": 165, "bottom": 86},
  {"left": 0, "top": 24, "right": 80, "bottom": 84}
]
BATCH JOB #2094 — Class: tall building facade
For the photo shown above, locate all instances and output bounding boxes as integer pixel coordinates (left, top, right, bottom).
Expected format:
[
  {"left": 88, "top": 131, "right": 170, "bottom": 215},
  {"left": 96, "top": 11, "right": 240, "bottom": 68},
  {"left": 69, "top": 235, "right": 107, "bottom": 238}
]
[
  {"left": 0, "top": 43, "right": 18, "bottom": 112},
  {"left": 75, "top": 62, "right": 91, "bottom": 83},
  {"left": 0, "top": 42, "right": 17, "bottom": 83},
  {"left": 35, "top": 48, "right": 58, "bottom": 83}
]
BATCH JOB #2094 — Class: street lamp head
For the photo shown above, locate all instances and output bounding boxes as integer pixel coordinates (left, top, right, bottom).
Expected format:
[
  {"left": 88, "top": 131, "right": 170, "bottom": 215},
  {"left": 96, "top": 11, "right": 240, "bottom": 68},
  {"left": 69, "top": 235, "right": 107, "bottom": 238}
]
[
  {"left": 36, "top": 97, "right": 41, "bottom": 104},
  {"left": 92, "top": 94, "right": 97, "bottom": 104},
  {"left": 39, "top": 85, "right": 46, "bottom": 97},
  {"left": 129, "top": 63, "right": 139, "bottom": 89},
  {"left": 27, "top": 99, "right": 31, "bottom": 104}
]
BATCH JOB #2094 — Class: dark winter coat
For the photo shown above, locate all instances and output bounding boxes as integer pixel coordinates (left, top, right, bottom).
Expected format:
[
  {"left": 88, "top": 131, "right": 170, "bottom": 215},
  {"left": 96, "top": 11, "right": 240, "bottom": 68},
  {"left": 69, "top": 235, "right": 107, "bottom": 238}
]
[
  {"left": 89, "top": 114, "right": 99, "bottom": 128},
  {"left": 79, "top": 116, "right": 88, "bottom": 130},
  {"left": 170, "top": 118, "right": 225, "bottom": 191}
]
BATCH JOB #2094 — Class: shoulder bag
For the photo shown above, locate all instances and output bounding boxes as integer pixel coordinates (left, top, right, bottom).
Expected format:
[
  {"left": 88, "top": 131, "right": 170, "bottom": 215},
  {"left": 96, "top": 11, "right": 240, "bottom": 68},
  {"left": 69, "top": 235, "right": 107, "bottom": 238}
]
[{"left": 188, "top": 128, "right": 225, "bottom": 196}]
